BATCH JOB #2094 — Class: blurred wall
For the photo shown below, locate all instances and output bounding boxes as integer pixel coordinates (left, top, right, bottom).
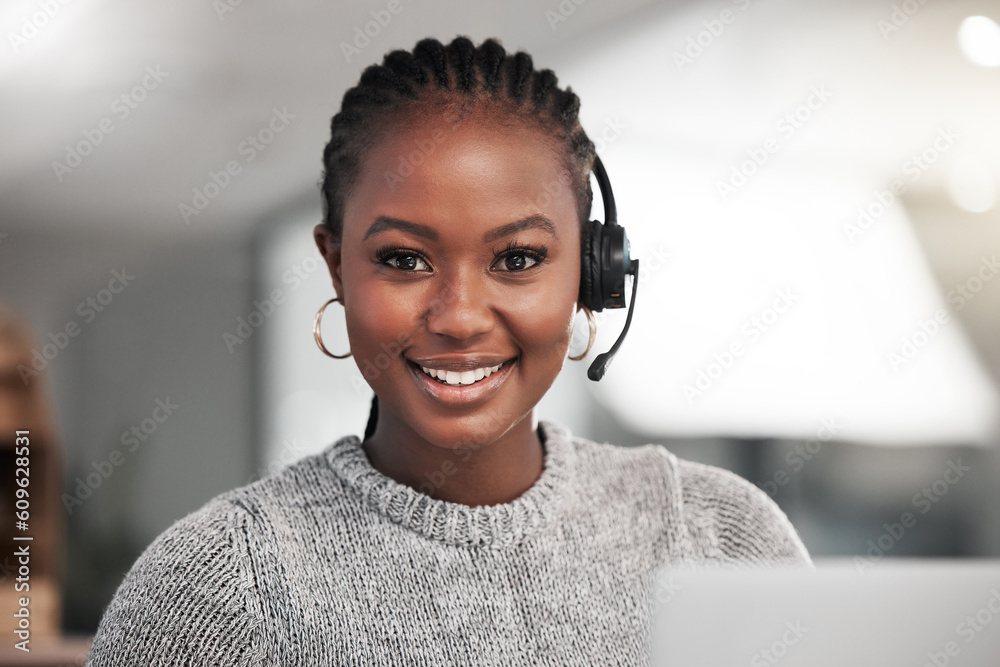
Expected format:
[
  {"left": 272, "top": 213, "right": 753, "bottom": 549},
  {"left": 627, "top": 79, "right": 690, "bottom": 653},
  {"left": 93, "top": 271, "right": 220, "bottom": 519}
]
[{"left": 0, "top": 229, "right": 257, "bottom": 630}]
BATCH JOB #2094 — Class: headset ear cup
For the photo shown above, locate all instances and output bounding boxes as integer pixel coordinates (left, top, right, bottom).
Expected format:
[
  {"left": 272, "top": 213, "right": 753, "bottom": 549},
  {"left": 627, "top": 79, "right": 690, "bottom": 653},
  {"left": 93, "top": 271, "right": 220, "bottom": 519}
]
[
  {"left": 579, "top": 219, "right": 604, "bottom": 312},
  {"left": 601, "top": 224, "right": 628, "bottom": 309}
]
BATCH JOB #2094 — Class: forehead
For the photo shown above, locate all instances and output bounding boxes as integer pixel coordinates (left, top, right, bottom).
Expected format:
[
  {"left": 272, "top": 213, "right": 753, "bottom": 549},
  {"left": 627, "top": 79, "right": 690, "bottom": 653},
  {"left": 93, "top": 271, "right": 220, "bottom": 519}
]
[{"left": 341, "top": 114, "right": 579, "bottom": 244}]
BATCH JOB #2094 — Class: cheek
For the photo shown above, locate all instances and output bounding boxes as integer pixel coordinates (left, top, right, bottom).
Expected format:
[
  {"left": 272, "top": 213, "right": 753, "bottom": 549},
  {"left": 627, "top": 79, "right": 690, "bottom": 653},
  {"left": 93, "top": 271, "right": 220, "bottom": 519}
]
[
  {"left": 500, "top": 231, "right": 580, "bottom": 351},
  {"left": 340, "top": 258, "right": 419, "bottom": 368},
  {"left": 500, "top": 277, "right": 579, "bottom": 355}
]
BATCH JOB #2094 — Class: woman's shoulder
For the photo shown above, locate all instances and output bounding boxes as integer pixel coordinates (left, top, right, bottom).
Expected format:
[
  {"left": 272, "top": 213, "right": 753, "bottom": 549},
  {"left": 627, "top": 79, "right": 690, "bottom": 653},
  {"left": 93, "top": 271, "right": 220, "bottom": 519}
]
[
  {"left": 86, "top": 443, "right": 353, "bottom": 666},
  {"left": 555, "top": 422, "right": 811, "bottom": 566},
  {"left": 671, "top": 456, "right": 812, "bottom": 565},
  {"left": 86, "top": 489, "right": 278, "bottom": 665}
]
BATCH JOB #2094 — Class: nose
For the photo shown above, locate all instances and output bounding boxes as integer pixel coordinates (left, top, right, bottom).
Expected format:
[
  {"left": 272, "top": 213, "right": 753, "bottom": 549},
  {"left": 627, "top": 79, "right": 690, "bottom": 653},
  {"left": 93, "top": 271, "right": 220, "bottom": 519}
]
[{"left": 424, "top": 274, "right": 495, "bottom": 341}]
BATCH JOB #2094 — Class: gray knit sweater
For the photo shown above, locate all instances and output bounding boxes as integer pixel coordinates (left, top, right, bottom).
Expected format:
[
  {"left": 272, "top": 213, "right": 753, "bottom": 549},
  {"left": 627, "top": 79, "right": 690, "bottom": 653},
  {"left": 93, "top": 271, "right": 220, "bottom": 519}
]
[{"left": 86, "top": 420, "right": 810, "bottom": 666}]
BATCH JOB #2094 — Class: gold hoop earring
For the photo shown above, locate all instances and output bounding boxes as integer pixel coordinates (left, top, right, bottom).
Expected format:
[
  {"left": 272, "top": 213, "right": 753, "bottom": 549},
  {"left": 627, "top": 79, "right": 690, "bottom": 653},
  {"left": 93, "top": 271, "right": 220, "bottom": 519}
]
[
  {"left": 568, "top": 305, "right": 596, "bottom": 361},
  {"left": 313, "top": 297, "right": 352, "bottom": 359}
]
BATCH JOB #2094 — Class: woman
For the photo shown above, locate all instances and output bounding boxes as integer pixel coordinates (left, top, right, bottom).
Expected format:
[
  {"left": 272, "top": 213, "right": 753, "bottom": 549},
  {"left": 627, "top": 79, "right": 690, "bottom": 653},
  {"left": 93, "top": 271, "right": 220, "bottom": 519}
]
[{"left": 87, "top": 36, "right": 810, "bottom": 666}]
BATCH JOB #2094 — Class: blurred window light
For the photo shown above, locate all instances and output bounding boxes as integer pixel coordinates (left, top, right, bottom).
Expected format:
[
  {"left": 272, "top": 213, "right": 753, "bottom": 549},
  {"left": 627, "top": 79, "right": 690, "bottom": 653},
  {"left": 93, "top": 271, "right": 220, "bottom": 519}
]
[
  {"left": 958, "top": 15, "right": 1000, "bottom": 67},
  {"left": 591, "top": 147, "right": 999, "bottom": 447},
  {"left": 947, "top": 154, "right": 997, "bottom": 213},
  {"left": 0, "top": 0, "right": 103, "bottom": 82}
]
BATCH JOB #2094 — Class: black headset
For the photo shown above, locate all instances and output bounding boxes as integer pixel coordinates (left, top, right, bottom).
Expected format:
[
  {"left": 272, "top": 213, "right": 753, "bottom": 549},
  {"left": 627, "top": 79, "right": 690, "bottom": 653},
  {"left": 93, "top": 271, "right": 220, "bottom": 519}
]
[{"left": 578, "top": 155, "right": 639, "bottom": 381}]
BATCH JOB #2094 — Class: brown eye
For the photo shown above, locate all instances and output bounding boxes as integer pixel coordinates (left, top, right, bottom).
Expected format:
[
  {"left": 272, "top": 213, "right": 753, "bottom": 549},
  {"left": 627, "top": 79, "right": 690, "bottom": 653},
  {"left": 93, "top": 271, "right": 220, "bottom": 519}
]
[
  {"left": 373, "top": 247, "right": 431, "bottom": 272},
  {"left": 394, "top": 255, "right": 420, "bottom": 271},
  {"left": 491, "top": 242, "right": 547, "bottom": 273},
  {"left": 497, "top": 253, "right": 533, "bottom": 271}
]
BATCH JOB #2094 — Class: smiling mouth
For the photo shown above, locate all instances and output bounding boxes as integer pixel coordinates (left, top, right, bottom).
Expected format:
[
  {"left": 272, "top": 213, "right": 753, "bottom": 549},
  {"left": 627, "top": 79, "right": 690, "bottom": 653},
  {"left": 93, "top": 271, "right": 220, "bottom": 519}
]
[{"left": 413, "top": 360, "right": 512, "bottom": 386}]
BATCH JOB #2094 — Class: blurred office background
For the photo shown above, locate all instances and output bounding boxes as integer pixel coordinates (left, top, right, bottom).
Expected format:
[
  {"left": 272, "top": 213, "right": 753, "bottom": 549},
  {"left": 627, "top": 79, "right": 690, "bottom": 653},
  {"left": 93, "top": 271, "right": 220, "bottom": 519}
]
[{"left": 1, "top": 0, "right": 999, "bottom": 638}]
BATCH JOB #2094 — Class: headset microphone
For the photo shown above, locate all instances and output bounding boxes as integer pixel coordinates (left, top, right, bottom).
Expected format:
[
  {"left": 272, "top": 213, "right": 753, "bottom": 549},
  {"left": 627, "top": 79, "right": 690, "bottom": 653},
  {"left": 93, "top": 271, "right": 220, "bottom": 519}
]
[{"left": 578, "top": 155, "right": 639, "bottom": 381}]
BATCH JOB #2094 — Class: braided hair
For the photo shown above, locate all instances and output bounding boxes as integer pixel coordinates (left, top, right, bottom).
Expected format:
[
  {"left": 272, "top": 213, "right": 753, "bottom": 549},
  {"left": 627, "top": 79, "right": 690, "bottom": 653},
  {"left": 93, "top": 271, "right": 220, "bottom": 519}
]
[{"left": 320, "top": 36, "right": 597, "bottom": 441}]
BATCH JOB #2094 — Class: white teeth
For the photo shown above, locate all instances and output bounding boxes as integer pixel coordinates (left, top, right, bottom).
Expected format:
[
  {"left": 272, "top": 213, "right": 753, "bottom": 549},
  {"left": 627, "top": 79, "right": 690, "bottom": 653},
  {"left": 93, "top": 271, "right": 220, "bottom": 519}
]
[{"left": 419, "top": 363, "right": 504, "bottom": 386}]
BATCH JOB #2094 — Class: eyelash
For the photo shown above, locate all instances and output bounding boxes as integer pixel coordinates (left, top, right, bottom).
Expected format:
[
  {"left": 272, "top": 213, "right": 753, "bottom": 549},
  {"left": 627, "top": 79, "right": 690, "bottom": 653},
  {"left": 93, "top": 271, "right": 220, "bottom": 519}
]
[{"left": 372, "top": 242, "right": 549, "bottom": 273}]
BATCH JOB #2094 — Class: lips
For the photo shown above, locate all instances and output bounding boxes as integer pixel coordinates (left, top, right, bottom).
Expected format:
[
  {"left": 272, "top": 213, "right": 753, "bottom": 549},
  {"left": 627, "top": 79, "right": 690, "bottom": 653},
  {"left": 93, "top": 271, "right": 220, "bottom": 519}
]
[{"left": 406, "top": 357, "right": 517, "bottom": 406}]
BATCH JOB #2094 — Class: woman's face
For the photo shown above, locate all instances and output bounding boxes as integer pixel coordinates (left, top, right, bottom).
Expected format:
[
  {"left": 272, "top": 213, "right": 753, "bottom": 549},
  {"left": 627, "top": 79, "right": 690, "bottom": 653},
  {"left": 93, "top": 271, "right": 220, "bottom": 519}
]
[{"left": 316, "top": 113, "right": 582, "bottom": 450}]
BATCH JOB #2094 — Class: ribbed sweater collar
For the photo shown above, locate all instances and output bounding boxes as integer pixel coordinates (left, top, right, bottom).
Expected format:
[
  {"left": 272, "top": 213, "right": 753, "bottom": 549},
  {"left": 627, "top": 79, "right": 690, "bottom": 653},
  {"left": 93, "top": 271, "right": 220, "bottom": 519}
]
[{"left": 324, "top": 420, "right": 577, "bottom": 549}]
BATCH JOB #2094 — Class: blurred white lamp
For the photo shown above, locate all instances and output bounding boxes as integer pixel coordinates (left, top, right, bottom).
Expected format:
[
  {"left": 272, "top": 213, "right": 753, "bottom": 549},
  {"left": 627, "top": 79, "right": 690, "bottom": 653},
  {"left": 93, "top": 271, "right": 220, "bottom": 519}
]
[{"left": 958, "top": 15, "right": 1000, "bottom": 68}]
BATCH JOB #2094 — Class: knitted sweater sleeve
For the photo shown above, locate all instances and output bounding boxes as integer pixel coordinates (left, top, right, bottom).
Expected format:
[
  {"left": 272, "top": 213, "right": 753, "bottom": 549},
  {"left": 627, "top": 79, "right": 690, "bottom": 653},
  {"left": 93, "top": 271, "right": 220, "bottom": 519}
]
[
  {"left": 85, "top": 497, "right": 278, "bottom": 666},
  {"left": 676, "top": 458, "right": 812, "bottom": 566}
]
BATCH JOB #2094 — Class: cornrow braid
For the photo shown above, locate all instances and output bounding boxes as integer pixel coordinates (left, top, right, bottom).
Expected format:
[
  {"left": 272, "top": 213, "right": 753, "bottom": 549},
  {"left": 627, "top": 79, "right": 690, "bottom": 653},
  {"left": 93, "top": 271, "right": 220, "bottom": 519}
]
[
  {"left": 320, "top": 35, "right": 596, "bottom": 241},
  {"left": 320, "top": 36, "right": 597, "bottom": 443}
]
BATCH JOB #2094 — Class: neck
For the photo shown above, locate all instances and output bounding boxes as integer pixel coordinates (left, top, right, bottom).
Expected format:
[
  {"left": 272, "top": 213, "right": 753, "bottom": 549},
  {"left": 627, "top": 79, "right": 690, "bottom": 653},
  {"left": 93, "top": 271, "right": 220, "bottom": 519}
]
[{"left": 361, "top": 409, "right": 544, "bottom": 507}]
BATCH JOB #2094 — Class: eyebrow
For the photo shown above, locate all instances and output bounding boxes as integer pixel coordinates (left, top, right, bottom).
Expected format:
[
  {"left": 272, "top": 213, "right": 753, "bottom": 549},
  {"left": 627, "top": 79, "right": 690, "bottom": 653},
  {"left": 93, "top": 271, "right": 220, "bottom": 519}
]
[
  {"left": 482, "top": 215, "right": 558, "bottom": 243},
  {"left": 363, "top": 216, "right": 439, "bottom": 241},
  {"left": 363, "top": 214, "right": 558, "bottom": 243}
]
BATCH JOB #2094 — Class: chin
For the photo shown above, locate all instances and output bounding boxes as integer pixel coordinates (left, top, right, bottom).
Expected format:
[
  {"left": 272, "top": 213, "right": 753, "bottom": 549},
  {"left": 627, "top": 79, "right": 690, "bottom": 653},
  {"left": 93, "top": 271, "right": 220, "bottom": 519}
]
[{"left": 404, "top": 402, "right": 524, "bottom": 451}]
